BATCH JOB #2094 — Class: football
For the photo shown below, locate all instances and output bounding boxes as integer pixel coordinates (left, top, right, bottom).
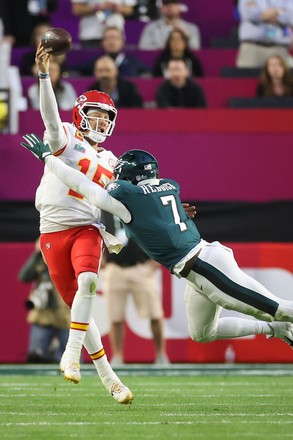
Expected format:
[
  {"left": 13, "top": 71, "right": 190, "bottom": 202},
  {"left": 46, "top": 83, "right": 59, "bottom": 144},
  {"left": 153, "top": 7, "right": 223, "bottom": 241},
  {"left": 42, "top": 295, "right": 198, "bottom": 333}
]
[{"left": 41, "top": 28, "right": 72, "bottom": 56}]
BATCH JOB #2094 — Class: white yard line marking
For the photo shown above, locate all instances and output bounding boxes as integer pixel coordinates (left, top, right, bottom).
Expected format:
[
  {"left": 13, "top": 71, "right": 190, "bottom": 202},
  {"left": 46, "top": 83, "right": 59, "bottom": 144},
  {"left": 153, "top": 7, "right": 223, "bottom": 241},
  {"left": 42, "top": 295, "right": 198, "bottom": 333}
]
[{"left": 1, "top": 419, "right": 293, "bottom": 427}]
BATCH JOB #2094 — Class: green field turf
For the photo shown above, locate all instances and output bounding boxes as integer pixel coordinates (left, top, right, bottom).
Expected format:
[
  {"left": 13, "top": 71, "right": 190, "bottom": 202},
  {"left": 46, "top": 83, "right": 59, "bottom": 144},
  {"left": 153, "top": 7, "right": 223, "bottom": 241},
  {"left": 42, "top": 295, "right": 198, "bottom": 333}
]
[{"left": 1, "top": 365, "right": 293, "bottom": 440}]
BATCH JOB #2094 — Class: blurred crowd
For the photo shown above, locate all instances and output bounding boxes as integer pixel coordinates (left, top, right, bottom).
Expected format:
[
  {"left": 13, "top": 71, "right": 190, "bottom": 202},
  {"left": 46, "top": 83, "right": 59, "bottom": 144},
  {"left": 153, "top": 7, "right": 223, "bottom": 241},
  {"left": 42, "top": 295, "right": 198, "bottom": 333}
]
[{"left": 1, "top": 0, "right": 293, "bottom": 122}]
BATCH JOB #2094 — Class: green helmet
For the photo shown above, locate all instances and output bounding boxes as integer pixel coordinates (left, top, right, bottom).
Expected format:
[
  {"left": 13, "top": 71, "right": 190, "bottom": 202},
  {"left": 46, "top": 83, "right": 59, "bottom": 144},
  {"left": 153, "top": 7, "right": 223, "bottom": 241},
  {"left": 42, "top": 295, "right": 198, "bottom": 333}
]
[{"left": 114, "top": 149, "right": 159, "bottom": 185}]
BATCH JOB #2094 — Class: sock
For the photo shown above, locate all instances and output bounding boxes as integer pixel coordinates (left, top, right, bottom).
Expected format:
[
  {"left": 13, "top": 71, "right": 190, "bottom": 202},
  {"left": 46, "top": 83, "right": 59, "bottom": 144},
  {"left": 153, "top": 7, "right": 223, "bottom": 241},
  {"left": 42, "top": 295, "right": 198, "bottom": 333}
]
[
  {"left": 215, "top": 317, "right": 272, "bottom": 340},
  {"left": 84, "top": 319, "right": 120, "bottom": 383},
  {"left": 64, "top": 272, "right": 96, "bottom": 361}
]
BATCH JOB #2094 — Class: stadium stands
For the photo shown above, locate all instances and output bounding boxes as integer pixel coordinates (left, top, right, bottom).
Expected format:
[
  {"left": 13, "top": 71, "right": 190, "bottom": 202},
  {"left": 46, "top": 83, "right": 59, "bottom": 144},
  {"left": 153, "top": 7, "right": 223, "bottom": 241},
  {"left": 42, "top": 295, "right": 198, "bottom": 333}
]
[
  {"left": 221, "top": 66, "right": 261, "bottom": 78},
  {"left": 21, "top": 76, "right": 259, "bottom": 108},
  {"left": 49, "top": 0, "right": 238, "bottom": 48},
  {"left": 228, "top": 96, "right": 293, "bottom": 109},
  {"left": 13, "top": 47, "right": 238, "bottom": 76}
]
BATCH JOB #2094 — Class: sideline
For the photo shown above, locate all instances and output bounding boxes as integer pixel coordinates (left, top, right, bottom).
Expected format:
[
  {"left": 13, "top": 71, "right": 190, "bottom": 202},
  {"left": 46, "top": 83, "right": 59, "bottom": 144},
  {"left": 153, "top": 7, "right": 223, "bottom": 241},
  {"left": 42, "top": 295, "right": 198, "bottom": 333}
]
[{"left": 0, "top": 363, "right": 292, "bottom": 377}]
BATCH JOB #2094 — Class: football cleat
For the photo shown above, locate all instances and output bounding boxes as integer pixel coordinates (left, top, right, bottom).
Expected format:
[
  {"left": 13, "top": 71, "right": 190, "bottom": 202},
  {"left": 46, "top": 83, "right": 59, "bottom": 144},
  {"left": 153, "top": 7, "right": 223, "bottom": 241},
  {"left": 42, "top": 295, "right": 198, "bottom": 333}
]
[
  {"left": 267, "top": 321, "right": 293, "bottom": 348},
  {"left": 110, "top": 382, "right": 134, "bottom": 405},
  {"left": 60, "top": 355, "right": 81, "bottom": 384},
  {"left": 101, "top": 375, "right": 133, "bottom": 404},
  {"left": 62, "top": 362, "right": 81, "bottom": 384}
]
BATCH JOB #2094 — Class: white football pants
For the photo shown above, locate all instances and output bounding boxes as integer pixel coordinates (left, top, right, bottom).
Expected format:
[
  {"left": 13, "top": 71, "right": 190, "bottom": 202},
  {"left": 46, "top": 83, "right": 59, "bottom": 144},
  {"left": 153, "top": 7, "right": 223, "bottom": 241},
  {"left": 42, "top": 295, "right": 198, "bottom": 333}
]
[{"left": 184, "top": 241, "right": 293, "bottom": 342}]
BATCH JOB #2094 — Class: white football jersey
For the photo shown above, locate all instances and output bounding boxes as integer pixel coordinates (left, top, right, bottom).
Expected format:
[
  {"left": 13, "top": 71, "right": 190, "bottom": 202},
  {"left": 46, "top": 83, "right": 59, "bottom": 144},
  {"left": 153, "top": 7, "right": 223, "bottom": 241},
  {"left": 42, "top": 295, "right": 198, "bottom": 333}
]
[{"left": 36, "top": 123, "right": 117, "bottom": 232}]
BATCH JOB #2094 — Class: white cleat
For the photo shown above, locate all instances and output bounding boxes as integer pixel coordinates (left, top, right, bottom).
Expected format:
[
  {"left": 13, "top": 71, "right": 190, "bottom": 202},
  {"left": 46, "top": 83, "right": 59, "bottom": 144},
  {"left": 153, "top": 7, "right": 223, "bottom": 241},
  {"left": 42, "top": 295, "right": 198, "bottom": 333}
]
[
  {"left": 101, "top": 375, "right": 133, "bottom": 404},
  {"left": 63, "top": 362, "right": 81, "bottom": 384},
  {"left": 60, "top": 355, "right": 81, "bottom": 384},
  {"left": 110, "top": 382, "right": 134, "bottom": 404},
  {"left": 267, "top": 322, "right": 293, "bottom": 348}
]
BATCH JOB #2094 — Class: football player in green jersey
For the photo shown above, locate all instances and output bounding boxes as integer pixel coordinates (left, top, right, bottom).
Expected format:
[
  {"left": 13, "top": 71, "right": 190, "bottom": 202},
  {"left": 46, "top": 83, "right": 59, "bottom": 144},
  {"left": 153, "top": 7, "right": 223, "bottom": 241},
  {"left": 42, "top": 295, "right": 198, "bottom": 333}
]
[{"left": 21, "top": 134, "right": 293, "bottom": 349}]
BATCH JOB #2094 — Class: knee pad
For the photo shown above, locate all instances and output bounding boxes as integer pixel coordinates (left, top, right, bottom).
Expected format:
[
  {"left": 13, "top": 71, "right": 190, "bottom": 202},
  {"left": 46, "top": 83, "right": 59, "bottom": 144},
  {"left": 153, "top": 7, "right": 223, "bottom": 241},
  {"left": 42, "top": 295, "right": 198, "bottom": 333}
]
[{"left": 77, "top": 272, "right": 98, "bottom": 296}]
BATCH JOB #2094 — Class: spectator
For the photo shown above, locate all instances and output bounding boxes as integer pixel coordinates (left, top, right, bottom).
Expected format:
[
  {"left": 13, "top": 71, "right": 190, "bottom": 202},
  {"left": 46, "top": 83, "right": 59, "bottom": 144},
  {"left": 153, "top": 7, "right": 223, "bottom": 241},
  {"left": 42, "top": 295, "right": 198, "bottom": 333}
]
[
  {"left": 237, "top": 0, "right": 293, "bottom": 68},
  {"left": 71, "top": 0, "right": 137, "bottom": 48},
  {"left": 87, "top": 55, "right": 143, "bottom": 107},
  {"left": 138, "top": 0, "right": 201, "bottom": 50},
  {"left": 77, "top": 26, "right": 150, "bottom": 76},
  {"left": 132, "top": 0, "right": 159, "bottom": 22},
  {"left": 256, "top": 54, "right": 293, "bottom": 97},
  {"left": 28, "top": 59, "right": 77, "bottom": 110},
  {"left": 1, "top": 0, "right": 58, "bottom": 47},
  {"left": 102, "top": 212, "right": 169, "bottom": 366},
  {"left": 18, "top": 238, "right": 70, "bottom": 363},
  {"left": 152, "top": 28, "right": 203, "bottom": 78},
  {"left": 102, "top": 26, "right": 150, "bottom": 76},
  {"left": 156, "top": 59, "right": 206, "bottom": 108}
]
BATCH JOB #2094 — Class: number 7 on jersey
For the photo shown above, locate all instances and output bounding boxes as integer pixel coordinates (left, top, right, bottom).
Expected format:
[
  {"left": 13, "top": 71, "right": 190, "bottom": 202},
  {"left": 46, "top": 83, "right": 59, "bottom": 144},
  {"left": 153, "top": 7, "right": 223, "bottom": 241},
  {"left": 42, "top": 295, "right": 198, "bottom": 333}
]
[{"left": 161, "top": 195, "right": 187, "bottom": 231}]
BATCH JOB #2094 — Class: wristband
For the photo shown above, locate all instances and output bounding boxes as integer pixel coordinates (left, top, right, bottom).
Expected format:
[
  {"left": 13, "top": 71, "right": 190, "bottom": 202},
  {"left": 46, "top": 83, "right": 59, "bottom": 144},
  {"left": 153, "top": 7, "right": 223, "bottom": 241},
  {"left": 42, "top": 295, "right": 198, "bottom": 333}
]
[{"left": 38, "top": 72, "right": 49, "bottom": 79}]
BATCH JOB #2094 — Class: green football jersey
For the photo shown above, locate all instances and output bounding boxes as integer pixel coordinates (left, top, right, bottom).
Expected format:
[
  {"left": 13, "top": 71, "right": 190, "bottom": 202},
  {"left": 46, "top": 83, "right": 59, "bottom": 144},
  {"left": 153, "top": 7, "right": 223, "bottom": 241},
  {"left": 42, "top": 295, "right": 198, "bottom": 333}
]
[{"left": 107, "top": 178, "right": 201, "bottom": 271}]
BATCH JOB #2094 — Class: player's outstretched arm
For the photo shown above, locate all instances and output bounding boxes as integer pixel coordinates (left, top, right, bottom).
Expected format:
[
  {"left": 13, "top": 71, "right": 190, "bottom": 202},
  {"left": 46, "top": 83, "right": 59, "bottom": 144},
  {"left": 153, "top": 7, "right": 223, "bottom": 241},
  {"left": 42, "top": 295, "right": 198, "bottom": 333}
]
[
  {"left": 36, "top": 44, "right": 67, "bottom": 152},
  {"left": 21, "top": 134, "right": 131, "bottom": 223}
]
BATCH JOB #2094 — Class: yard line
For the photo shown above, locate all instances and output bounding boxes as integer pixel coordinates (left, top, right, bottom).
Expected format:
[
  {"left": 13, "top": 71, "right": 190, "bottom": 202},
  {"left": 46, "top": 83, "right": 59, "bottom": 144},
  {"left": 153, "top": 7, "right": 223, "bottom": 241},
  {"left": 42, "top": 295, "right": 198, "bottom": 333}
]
[{"left": 1, "top": 420, "right": 293, "bottom": 426}]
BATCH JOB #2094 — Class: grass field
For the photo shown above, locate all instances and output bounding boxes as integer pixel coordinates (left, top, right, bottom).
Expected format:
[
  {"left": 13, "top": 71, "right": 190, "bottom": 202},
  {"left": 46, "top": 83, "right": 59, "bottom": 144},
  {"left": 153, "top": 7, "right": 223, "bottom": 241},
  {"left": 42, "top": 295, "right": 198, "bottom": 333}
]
[{"left": 1, "top": 365, "right": 293, "bottom": 440}]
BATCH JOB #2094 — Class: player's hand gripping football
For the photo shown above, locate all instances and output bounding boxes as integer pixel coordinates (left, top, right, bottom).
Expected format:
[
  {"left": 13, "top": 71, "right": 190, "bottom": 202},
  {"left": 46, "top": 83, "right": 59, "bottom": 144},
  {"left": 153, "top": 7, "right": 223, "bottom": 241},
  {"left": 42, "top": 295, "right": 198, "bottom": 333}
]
[
  {"left": 21, "top": 133, "right": 53, "bottom": 162},
  {"left": 35, "top": 43, "right": 51, "bottom": 74}
]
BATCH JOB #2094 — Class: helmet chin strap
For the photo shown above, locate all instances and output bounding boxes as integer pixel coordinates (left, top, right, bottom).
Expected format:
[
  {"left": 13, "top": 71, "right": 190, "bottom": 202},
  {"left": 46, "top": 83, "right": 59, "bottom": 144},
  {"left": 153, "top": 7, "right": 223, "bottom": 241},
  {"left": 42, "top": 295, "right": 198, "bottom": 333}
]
[{"left": 85, "top": 130, "right": 106, "bottom": 144}]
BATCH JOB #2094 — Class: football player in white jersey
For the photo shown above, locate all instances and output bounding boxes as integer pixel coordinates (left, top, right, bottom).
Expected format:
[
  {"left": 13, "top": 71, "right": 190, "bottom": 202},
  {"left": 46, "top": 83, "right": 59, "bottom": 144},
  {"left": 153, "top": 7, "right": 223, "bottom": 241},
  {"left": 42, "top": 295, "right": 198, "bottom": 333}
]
[{"left": 33, "top": 44, "right": 133, "bottom": 404}]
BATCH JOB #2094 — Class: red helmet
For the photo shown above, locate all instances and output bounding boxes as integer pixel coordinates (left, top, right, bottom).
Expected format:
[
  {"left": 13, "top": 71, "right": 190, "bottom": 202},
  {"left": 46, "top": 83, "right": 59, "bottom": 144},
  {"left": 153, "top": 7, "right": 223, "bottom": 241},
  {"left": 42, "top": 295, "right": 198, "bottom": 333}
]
[{"left": 72, "top": 90, "right": 117, "bottom": 143}]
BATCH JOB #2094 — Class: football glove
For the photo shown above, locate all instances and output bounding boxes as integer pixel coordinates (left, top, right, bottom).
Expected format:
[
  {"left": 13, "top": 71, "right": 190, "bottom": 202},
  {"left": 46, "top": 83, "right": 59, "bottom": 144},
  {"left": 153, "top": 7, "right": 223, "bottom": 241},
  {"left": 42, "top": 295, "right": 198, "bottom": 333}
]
[{"left": 21, "top": 133, "right": 52, "bottom": 162}]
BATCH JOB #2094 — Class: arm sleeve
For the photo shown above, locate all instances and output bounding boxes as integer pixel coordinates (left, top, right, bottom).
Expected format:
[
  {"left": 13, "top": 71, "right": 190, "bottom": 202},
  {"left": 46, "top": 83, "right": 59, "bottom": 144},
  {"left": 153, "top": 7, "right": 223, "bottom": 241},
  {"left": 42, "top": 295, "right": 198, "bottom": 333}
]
[
  {"left": 39, "top": 78, "right": 67, "bottom": 152},
  {"left": 45, "top": 156, "right": 132, "bottom": 223}
]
